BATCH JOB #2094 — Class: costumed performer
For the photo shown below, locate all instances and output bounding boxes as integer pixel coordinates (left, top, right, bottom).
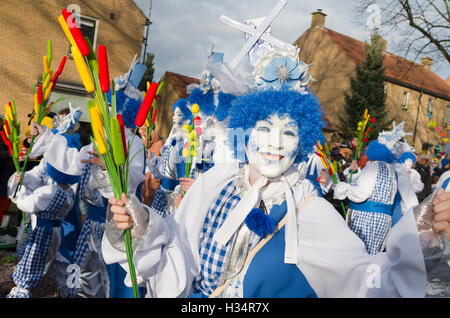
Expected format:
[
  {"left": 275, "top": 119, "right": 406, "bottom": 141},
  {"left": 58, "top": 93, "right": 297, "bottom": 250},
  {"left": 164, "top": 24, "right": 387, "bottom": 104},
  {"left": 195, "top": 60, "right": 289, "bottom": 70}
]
[
  {"left": 396, "top": 142, "right": 424, "bottom": 194},
  {"left": 6, "top": 133, "right": 82, "bottom": 298},
  {"left": 333, "top": 122, "right": 419, "bottom": 255}
]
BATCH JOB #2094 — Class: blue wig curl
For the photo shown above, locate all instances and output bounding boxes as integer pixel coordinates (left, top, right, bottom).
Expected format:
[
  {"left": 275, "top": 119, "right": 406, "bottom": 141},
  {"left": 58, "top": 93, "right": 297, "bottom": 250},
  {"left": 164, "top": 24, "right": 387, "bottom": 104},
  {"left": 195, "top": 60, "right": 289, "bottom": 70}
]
[
  {"left": 46, "top": 163, "right": 81, "bottom": 185},
  {"left": 215, "top": 92, "right": 237, "bottom": 122},
  {"left": 397, "top": 151, "right": 416, "bottom": 164},
  {"left": 226, "top": 89, "right": 325, "bottom": 164},
  {"left": 187, "top": 88, "right": 215, "bottom": 116},
  {"left": 172, "top": 99, "right": 192, "bottom": 120},
  {"left": 366, "top": 140, "right": 395, "bottom": 163}
]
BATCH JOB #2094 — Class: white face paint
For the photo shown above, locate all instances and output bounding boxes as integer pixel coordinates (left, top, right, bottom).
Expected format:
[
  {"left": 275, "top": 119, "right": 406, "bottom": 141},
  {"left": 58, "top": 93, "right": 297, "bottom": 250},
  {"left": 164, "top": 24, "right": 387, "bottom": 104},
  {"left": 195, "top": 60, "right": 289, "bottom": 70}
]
[
  {"left": 246, "top": 114, "right": 300, "bottom": 179},
  {"left": 172, "top": 107, "right": 189, "bottom": 129},
  {"left": 403, "top": 158, "right": 413, "bottom": 169}
]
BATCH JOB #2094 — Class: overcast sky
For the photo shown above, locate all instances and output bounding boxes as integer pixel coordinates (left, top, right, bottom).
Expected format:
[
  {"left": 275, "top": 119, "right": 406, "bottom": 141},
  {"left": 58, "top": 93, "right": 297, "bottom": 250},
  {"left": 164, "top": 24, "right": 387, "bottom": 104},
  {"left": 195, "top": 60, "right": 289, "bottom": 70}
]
[{"left": 133, "top": 0, "right": 450, "bottom": 82}]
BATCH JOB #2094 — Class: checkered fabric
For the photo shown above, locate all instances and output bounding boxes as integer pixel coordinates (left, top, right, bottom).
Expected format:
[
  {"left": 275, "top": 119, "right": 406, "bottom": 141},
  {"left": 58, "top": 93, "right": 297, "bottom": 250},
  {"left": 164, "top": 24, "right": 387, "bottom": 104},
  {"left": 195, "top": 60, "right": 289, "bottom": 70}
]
[
  {"left": 151, "top": 187, "right": 169, "bottom": 218},
  {"left": 192, "top": 180, "right": 241, "bottom": 296},
  {"left": 16, "top": 230, "right": 32, "bottom": 259},
  {"left": 349, "top": 161, "right": 395, "bottom": 255},
  {"left": 69, "top": 219, "right": 106, "bottom": 298},
  {"left": 370, "top": 162, "right": 395, "bottom": 204},
  {"left": 349, "top": 210, "right": 391, "bottom": 255},
  {"left": 161, "top": 141, "right": 174, "bottom": 178},
  {"left": 8, "top": 225, "right": 54, "bottom": 294},
  {"left": 78, "top": 163, "right": 92, "bottom": 200},
  {"left": 39, "top": 187, "right": 74, "bottom": 221}
]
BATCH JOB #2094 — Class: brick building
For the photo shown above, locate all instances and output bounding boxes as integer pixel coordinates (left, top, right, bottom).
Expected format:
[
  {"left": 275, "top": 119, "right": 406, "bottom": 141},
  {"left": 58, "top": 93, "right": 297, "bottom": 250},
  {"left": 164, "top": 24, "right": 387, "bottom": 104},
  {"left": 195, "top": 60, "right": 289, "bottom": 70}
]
[
  {"left": 0, "top": 0, "right": 147, "bottom": 127},
  {"left": 294, "top": 10, "right": 450, "bottom": 152}
]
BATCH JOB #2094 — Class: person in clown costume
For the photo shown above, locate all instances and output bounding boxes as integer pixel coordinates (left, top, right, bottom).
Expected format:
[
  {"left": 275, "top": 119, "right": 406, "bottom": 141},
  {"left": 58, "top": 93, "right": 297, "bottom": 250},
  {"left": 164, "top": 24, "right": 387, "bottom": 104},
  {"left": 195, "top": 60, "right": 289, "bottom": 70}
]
[
  {"left": 149, "top": 99, "right": 194, "bottom": 217},
  {"left": 333, "top": 122, "right": 421, "bottom": 255},
  {"left": 6, "top": 130, "right": 82, "bottom": 298},
  {"left": 101, "top": 33, "right": 450, "bottom": 297}
]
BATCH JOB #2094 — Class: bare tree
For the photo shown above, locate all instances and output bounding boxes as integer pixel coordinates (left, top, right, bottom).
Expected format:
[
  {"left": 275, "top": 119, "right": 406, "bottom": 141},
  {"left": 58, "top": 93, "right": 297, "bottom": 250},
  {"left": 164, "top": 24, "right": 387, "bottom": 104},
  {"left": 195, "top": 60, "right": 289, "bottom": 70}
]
[{"left": 356, "top": 0, "right": 450, "bottom": 67}]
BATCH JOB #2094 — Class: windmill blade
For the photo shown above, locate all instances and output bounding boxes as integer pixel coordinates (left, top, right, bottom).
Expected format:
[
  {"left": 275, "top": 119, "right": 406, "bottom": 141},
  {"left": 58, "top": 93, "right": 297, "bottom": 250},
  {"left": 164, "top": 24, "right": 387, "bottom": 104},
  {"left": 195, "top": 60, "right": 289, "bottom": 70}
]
[
  {"left": 220, "top": 15, "right": 296, "bottom": 51},
  {"left": 228, "top": 0, "right": 287, "bottom": 70}
]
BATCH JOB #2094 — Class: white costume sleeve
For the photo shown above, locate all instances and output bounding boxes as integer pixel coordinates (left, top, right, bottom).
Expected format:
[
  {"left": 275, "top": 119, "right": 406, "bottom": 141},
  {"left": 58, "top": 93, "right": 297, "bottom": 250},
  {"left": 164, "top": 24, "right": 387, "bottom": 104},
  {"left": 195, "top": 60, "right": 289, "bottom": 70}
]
[
  {"left": 14, "top": 185, "right": 60, "bottom": 214},
  {"left": 343, "top": 166, "right": 361, "bottom": 182},
  {"left": 333, "top": 161, "right": 378, "bottom": 202},
  {"left": 7, "top": 159, "right": 46, "bottom": 199},
  {"left": 29, "top": 125, "right": 55, "bottom": 158},
  {"left": 101, "top": 163, "right": 240, "bottom": 297},
  {"left": 436, "top": 170, "right": 450, "bottom": 190},
  {"left": 409, "top": 169, "right": 424, "bottom": 193},
  {"left": 164, "top": 145, "right": 179, "bottom": 181},
  {"left": 298, "top": 197, "right": 426, "bottom": 297}
]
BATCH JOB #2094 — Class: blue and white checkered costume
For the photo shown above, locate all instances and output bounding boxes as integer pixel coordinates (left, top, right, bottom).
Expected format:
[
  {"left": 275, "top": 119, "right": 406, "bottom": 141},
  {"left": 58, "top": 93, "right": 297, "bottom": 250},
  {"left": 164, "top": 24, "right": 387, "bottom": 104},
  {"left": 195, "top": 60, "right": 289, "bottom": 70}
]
[
  {"left": 7, "top": 186, "right": 74, "bottom": 298},
  {"left": 349, "top": 162, "right": 395, "bottom": 255},
  {"left": 192, "top": 180, "right": 242, "bottom": 296},
  {"left": 68, "top": 217, "right": 107, "bottom": 298},
  {"left": 65, "top": 162, "right": 110, "bottom": 298}
]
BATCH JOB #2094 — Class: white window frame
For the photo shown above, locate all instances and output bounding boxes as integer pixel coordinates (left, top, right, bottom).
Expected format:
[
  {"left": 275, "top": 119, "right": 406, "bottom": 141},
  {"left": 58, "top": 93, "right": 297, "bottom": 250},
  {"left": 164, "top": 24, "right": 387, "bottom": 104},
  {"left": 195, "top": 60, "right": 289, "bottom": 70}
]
[
  {"left": 427, "top": 98, "right": 433, "bottom": 117},
  {"left": 67, "top": 13, "right": 100, "bottom": 57},
  {"left": 445, "top": 104, "right": 450, "bottom": 126},
  {"left": 401, "top": 91, "right": 409, "bottom": 110}
]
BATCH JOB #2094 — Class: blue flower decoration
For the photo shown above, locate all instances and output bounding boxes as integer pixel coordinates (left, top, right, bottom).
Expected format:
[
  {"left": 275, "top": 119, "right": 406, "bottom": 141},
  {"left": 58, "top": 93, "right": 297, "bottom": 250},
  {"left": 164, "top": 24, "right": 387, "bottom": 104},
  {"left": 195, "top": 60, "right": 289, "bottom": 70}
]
[{"left": 261, "top": 56, "right": 308, "bottom": 90}]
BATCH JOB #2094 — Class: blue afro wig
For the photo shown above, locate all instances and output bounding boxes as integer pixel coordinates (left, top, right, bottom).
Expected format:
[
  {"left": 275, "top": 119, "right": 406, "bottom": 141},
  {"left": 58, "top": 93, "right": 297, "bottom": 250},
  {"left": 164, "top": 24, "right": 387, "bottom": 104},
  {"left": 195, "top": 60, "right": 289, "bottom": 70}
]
[
  {"left": 106, "top": 90, "right": 142, "bottom": 129},
  {"left": 397, "top": 151, "right": 416, "bottom": 164},
  {"left": 215, "top": 92, "right": 237, "bottom": 122},
  {"left": 187, "top": 88, "right": 215, "bottom": 116},
  {"left": 366, "top": 140, "right": 395, "bottom": 163},
  {"left": 172, "top": 98, "right": 192, "bottom": 120},
  {"left": 226, "top": 89, "right": 325, "bottom": 164}
]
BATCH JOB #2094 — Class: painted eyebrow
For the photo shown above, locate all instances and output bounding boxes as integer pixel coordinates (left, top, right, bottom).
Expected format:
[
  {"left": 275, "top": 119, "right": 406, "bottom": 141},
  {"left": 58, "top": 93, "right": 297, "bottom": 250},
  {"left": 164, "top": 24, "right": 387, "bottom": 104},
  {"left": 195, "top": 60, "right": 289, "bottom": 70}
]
[{"left": 285, "top": 121, "right": 299, "bottom": 129}]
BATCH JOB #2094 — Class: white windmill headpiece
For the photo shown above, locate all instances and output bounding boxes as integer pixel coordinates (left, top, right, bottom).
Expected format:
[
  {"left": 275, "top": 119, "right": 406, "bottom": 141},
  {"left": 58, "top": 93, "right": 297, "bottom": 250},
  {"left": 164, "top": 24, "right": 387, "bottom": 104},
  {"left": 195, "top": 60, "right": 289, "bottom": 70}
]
[
  {"left": 377, "top": 121, "right": 412, "bottom": 157},
  {"left": 218, "top": 0, "right": 313, "bottom": 94}
]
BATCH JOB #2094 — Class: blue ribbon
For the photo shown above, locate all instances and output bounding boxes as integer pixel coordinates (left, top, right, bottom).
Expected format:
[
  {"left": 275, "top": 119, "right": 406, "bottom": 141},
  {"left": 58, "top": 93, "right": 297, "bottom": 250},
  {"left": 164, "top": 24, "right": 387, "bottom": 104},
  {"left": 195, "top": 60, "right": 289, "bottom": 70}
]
[
  {"left": 161, "top": 177, "right": 179, "bottom": 191},
  {"left": 36, "top": 217, "right": 60, "bottom": 230},
  {"left": 349, "top": 200, "right": 394, "bottom": 216}
]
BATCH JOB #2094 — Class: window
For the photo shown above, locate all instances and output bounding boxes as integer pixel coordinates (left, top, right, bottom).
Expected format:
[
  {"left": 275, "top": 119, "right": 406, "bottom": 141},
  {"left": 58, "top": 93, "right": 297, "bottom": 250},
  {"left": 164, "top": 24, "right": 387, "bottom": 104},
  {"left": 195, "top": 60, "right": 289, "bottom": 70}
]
[
  {"left": 445, "top": 105, "right": 450, "bottom": 126},
  {"left": 401, "top": 91, "right": 408, "bottom": 110},
  {"left": 427, "top": 98, "right": 433, "bottom": 118},
  {"left": 67, "top": 14, "right": 99, "bottom": 56}
]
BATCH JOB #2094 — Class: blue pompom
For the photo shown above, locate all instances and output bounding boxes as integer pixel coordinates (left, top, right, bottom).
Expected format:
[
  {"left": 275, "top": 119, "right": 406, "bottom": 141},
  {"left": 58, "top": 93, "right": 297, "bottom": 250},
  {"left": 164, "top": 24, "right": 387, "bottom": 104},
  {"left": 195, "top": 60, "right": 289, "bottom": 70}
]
[
  {"left": 245, "top": 208, "right": 276, "bottom": 237},
  {"left": 171, "top": 138, "right": 177, "bottom": 146}
]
